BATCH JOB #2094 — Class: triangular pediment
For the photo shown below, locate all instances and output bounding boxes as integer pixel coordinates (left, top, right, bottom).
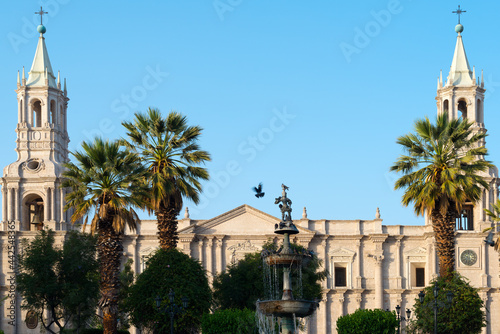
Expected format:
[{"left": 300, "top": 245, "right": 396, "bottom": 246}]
[
  {"left": 179, "top": 204, "right": 315, "bottom": 236},
  {"left": 404, "top": 246, "right": 427, "bottom": 257},
  {"left": 330, "top": 247, "right": 356, "bottom": 257}
]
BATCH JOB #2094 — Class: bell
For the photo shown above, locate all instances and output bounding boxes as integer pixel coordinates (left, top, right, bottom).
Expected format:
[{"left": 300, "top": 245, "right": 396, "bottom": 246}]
[
  {"left": 485, "top": 231, "right": 495, "bottom": 247},
  {"left": 31, "top": 214, "right": 41, "bottom": 225}
]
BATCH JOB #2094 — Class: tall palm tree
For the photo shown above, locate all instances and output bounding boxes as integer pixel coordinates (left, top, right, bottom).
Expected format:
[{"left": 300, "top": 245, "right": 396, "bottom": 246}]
[
  {"left": 62, "top": 138, "right": 148, "bottom": 334},
  {"left": 122, "top": 108, "right": 211, "bottom": 249},
  {"left": 390, "top": 112, "right": 493, "bottom": 278}
]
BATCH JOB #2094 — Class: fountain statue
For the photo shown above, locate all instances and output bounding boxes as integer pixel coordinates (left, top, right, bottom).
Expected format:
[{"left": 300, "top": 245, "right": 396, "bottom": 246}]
[{"left": 257, "top": 185, "right": 320, "bottom": 333}]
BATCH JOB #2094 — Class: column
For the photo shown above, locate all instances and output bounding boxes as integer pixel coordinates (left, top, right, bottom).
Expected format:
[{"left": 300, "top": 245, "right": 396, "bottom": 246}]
[
  {"left": 60, "top": 187, "right": 66, "bottom": 224},
  {"left": 373, "top": 255, "right": 385, "bottom": 309},
  {"left": 7, "top": 188, "right": 13, "bottom": 222},
  {"left": 197, "top": 238, "right": 204, "bottom": 263},
  {"left": 207, "top": 238, "right": 214, "bottom": 278},
  {"left": 43, "top": 187, "right": 49, "bottom": 223},
  {"left": 14, "top": 187, "right": 19, "bottom": 222},
  {"left": 356, "top": 239, "right": 362, "bottom": 289},
  {"left": 51, "top": 186, "right": 56, "bottom": 222},
  {"left": 317, "top": 237, "right": 327, "bottom": 289},
  {"left": 395, "top": 237, "right": 403, "bottom": 289},
  {"left": 2, "top": 185, "right": 7, "bottom": 222},
  {"left": 215, "top": 236, "right": 224, "bottom": 274}
]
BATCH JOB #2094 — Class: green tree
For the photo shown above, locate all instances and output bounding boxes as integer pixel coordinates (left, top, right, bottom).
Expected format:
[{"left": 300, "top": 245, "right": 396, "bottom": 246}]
[
  {"left": 124, "top": 248, "right": 211, "bottom": 333},
  {"left": 336, "top": 309, "right": 397, "bottom": 334},
  {"left": 63, "top": 138, "right": 148, "bottom": 334},
  {"left": 409, "top": 272, "right": 486, "bottom": 334},
  {"left": 213, "top": 241, "right": 327, "bottom": 310},
  {"left": 122, "top": 108, "right": 210, "bottom": 249},
  {"left": 17, "top": 230, "right": 99, "bottom": 333},
  {"left": 391, "top": 112, "right": 493, "bottom": 277},
  {"left": 201, "top": 308, "right": 258, "bottom": 334}
]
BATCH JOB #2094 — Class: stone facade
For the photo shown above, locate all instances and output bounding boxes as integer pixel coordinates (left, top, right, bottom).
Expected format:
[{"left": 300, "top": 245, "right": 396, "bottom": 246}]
[{"left": 1, "top": 20, "right": 500, "bottom": 334}]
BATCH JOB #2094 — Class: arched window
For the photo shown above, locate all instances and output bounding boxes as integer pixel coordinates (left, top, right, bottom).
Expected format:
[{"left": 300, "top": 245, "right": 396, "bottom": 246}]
[
  {"left": 59, "top": 105, "right": 64, "bottom": 128},
  {"left": 477, "top": 99, "right": 483, "bottom": 123},
  {"left": 50, "top": 100, "right": 56, "bottom": 125},
  {"left": 32, "top": 100, "right": 42, "bottom": 127},
  {"left": 458, "top": 99, "right": 468, "bottom": 120},
  {"left": 19, "top": 99, "right": 23, "bottom": 123},
  {"left": 456, "top": 204, "right": 473, "bottom": 231},
  {"left": 23, "top": 194, "right": 44, "bottom": 231},
  {"left": 443, "top": 99, "right": 449, "bottom": 113}
]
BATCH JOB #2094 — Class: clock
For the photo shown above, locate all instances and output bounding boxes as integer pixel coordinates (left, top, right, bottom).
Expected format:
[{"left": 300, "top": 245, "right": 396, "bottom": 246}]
[{"left": 460, "top": 250, "right": 477, "bottom": 266}]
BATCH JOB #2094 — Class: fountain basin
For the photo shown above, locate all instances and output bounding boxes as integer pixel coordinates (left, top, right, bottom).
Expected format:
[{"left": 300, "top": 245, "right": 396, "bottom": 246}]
[
  {"left": 264, "top": 253, "right": 303, "bottom": 266},
  {"left": 257, "top": 299, "right": 319, "bottom": 318}
]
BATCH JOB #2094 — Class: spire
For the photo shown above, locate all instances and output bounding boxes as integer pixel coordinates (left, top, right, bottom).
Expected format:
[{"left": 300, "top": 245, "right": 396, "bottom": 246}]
[
  {"left": 26, "top": 25, "right": 57, "bottom": 88},
  {"left": 17, "top": 71, "right": 20, "bottom": 88},
  {"left": 445, "top": 24, "right": 474, "bottom": 87}
]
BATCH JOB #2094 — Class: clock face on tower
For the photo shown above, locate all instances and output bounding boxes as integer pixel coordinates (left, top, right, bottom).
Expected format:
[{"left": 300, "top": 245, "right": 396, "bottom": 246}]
[{"left": 460, "top": 249, "right": 478, "bottom": 266}]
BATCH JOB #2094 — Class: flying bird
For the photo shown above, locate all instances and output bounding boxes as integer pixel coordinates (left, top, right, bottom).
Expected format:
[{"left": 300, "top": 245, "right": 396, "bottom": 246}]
[{"left": 253, "top": 183, "right": 265, "bottom": 198}]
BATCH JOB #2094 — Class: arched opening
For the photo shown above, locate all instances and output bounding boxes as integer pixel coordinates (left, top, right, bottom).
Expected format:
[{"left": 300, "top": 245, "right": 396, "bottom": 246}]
[
  {"left": 456, "top": 203, "right": 474, "bottom": 231},
  {"left": 59, "top": 105, "right": 64, "bottom": 128},
  {"left": 477, "top": 99, "right": 483, "bottom": 123},
  {"left": 32, "top": 100, "right": 42, "bottom": 127},
  {"left": 19, "top": 99, "right": 23, "bottom": 122},
  {"left": 23, "top": 194, "right": 44, "bottom": 231},
  {"left": 458, "top": 99, "right": 468, "bottom": 120},
  {"left": 50, "top": 100, "right": 56, "bottom": 125},
  {"left": 443, "top": 99, "right": 449, "bottom": 113}
]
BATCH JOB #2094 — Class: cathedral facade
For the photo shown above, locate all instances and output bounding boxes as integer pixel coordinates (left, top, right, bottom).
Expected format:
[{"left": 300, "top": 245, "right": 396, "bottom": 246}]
[{"left": 1, "top": 21, "right": 500, "bottom": 334}]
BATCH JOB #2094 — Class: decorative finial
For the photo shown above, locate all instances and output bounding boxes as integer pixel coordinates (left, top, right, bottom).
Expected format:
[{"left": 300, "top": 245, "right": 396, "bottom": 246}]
[
  {"left": 302, "top": 207, "right": 307, "bottom": 219},
  {"left": 35, "top": 6, "right": 48, "bottom": 25},
  {"left": 453, "top": 5, "right": 465, "bottom": 33},
  {"left": 184, "top": 207, "right": 190, "bottom": 219},
  {"left": 17, "top": 71, "right": 20, "bottom": 87},
  {"left": 453, "top": 5, "right": 466, "bottom": 24},
  {"left": 35, "top": 7, "right": 48, "bottom": 35},
  {"left": 375, "top": 207, "right": 381, "bottom": 219},
  {"left": 64, "top": 78, "right": 67, "bottom": 94}
]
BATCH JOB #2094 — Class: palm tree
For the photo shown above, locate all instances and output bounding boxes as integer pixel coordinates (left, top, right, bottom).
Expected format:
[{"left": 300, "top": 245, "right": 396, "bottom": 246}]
[
  {"left": 390, "top": 112, "right": 493, "bottom": 278},
  {"left": 62, "top": 138, "right": 148, "bottom": 334},
  {"left": 122, "top": 108, "right": 211, "bottom": 249},
  {"left": 485, "top": 199, "right": 500, "bottom": 250}
]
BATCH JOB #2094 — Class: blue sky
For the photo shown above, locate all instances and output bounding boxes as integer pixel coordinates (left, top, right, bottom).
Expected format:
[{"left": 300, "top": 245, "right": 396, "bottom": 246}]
[{"left": 1, "top": 1, "right": 500, "bottom": 225}]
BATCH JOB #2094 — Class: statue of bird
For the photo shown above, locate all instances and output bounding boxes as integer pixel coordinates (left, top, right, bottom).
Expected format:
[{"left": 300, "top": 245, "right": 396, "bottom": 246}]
[{"left": 253, "top": 183, "right": 265, "bottom": 198}]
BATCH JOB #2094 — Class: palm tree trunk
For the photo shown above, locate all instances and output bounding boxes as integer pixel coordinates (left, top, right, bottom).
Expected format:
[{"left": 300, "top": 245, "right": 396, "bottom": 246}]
[
  {"left": 431, "top": 209, "right": 456, "bottom": 279},
  {"left": 97, "top": 218, "right": 123, "bottom": 334},
  {"left": 156, "top": 206, "right": 180, "bottom": 249}
]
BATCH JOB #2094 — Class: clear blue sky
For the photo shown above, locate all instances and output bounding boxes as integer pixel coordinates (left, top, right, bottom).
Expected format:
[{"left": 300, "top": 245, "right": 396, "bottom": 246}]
[{"left": 1, "top": 1, "right": 500, "bottom": 225}]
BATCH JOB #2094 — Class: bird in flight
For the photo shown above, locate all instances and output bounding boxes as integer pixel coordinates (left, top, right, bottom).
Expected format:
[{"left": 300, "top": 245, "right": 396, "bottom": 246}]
[{"left": 253, "top": 183, "right": 265, "bottom": 198}]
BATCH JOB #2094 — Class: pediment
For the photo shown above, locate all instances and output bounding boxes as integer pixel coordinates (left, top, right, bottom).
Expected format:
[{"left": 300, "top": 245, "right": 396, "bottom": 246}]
[
  {"left": 330, "top": 247, "right": 356, "bottom": 257},
  {"left": 404, "top": 246, "right": 427, "bottom": 258},
  {"left": 179, "top": 204, "right": 315, "bottom": 236}
]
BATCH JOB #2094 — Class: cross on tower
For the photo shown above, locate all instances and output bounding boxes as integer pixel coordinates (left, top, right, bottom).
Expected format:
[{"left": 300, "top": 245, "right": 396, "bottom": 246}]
[
  {"left": 35, "top": 6, "right": 48, "bottom": 25},
  {"left": 452, "top": 5, "right": 466, "bottom": 24}
]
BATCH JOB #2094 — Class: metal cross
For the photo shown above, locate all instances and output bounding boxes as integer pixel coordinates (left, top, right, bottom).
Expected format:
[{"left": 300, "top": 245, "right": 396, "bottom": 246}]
[
  {"left": 35, "top": 6, "right": 48, "bottom": 25},
  {"left": 452, "top": 5, "right": 466, "bottom": 24}
]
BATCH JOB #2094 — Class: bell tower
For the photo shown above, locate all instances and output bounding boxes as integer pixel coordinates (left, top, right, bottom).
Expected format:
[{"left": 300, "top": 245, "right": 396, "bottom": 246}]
[
  {"left": 434, "top": 21, "right": 499, "bottom": 231},
  {"left": 1, "top": 20, "right": 71, "bottom": 231}
]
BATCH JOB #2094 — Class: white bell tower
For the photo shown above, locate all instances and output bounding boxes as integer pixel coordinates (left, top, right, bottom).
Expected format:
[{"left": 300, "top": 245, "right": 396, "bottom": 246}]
[
  {"left": 1, "top": 21, "right": 71, "bottom": 231},
  {"left": 434, "top": 22, "right": 500, "bottom": 231}
]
